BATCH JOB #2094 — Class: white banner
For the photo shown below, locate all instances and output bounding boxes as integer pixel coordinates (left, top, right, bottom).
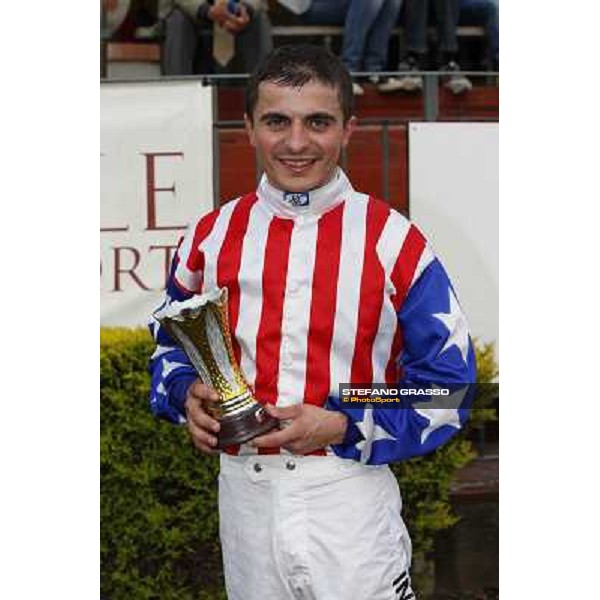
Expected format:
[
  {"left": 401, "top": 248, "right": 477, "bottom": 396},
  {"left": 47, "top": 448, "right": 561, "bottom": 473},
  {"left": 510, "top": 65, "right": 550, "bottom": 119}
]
[
  {"left": 408, "top": 122, "right": 499, "bottom": 356},
  {"left": 100, "top": 80, "right": 214, "bottom": 327}
]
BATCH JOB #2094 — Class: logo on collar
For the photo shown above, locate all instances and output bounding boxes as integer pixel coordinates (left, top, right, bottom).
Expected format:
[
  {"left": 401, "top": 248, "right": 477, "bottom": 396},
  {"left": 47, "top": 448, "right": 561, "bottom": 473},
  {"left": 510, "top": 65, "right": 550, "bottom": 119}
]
[{"left": 283, "top": 191, "right": 309, "bottom": 207}]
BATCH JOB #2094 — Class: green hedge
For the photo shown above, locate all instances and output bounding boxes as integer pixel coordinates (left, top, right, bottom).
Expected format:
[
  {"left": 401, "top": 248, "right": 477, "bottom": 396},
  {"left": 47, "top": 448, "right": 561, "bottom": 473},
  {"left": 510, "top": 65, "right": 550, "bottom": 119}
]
[{"left": 101, "top": 328, "right": 497, "bottom": 599}]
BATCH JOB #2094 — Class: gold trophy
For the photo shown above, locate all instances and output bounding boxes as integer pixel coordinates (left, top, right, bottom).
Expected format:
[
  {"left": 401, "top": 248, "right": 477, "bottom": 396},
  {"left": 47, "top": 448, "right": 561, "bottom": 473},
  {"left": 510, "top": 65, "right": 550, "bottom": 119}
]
[{"left": 154, "top": 288, "right": 278, "bottom": 448}]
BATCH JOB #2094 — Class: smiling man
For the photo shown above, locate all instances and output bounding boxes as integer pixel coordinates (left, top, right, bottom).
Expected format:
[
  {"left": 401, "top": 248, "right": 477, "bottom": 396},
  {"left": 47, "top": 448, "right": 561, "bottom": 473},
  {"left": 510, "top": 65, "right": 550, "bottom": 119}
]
[
  {"left": 244, "top": 63, "right": 355, "bottom": 193},
  {"left": 149, "top": 44, "right": 476, "bottom": 599}
]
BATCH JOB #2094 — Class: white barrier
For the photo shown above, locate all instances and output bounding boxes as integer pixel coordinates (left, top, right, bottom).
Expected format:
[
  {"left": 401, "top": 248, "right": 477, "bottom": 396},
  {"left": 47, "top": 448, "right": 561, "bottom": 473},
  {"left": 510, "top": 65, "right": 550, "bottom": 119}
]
[{"left": 409, "top": 122, "right": 499, "bottom": 357}]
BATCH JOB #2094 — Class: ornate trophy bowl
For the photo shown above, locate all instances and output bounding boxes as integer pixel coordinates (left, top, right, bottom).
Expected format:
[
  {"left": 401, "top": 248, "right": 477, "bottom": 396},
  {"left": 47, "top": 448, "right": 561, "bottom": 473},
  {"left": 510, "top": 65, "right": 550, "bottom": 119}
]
[{"left": 154, "top": 288, "right": 278, "bottom": 448}]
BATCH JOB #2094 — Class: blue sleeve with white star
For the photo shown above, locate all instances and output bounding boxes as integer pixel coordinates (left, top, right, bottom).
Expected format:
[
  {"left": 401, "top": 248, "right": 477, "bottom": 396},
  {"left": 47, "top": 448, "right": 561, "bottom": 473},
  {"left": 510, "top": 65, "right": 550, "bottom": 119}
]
[
  {"left": 328, "top": 258, "right": 476, "bottom": 465},
  {"left": 148, "top": 255, "right": 198, "bottom": 424}
]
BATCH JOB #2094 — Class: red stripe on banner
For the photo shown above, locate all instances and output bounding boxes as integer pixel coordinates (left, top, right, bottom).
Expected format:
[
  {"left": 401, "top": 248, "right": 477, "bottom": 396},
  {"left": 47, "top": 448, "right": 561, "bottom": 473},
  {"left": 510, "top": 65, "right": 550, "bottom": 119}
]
[
  {"left": 216, "top": 193, "right": 258, "bottom": 367},
  {"left": 350, "top": 198, "right": 390, "bottom": 384},
  {"left": 185, "top": 210, "right": 220, "bottom": 273},
  {"left": 385, "top": 225, "right": 427, "bottom": 383},
  {"left": 303, "top": 204, "right": 344, "bottom": 406}
]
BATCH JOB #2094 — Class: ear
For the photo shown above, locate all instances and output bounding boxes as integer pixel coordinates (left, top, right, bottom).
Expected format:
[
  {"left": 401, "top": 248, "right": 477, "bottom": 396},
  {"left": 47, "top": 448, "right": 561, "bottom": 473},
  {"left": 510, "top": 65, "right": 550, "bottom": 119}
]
[
  {"left": 244, "top": 113, "right": 256, "bottom": 147},
  {"left": 341, "top": 116, "right": 357, "bottom": 149}
]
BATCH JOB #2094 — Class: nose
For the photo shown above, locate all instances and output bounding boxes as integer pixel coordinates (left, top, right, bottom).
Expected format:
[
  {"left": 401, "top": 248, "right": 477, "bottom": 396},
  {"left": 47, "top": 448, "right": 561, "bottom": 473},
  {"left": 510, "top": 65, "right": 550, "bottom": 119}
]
[{"left": 285, "top": 121, "right": 310, "bottom": 154}]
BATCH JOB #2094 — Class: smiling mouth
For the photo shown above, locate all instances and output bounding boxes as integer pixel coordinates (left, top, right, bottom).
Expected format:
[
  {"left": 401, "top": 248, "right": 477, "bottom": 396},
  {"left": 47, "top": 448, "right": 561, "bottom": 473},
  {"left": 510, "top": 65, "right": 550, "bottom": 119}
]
[{"left": 279, "top": 158, "right": 318, "bottom": 173}]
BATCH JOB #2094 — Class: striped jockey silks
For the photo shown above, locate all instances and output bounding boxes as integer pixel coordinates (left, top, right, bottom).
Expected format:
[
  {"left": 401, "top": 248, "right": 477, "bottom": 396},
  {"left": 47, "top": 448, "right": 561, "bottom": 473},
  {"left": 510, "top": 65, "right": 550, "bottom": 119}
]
[{"left": 148, "top": 169, "right": 476, "bottom": 465}]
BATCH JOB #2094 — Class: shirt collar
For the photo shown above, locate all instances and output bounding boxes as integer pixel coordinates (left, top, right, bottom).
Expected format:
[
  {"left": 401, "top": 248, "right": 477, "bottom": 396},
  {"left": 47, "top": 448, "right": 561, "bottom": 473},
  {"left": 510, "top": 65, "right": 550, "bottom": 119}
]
[{"left": 256, "top": 168, "right": 353, "bottom": 219}]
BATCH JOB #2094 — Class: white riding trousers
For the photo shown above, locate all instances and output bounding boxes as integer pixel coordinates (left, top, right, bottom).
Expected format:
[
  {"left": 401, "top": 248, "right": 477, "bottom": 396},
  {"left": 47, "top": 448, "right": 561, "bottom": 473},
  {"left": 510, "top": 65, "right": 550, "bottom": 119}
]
[{"left": 218, "top": 453, "right": 415, "bottom": 599}]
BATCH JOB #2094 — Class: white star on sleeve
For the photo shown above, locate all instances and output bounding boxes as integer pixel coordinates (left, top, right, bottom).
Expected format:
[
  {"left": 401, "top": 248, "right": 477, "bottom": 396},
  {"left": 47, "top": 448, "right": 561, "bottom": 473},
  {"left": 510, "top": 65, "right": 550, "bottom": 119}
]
[
  {"left": 413, "top": 385, "right": 468, "bottom": 444},
  {"left": 433, "top": 288, "right": 470, "bottom": 364},
  {"left": 161, "top": 358, "right": 192, "bottom": 378},
  {"left": 354, "top": 406, "right": 396, "bottom": 464},
  {"left": 150, "top": 345, "right": 172, "bottom": 361}
]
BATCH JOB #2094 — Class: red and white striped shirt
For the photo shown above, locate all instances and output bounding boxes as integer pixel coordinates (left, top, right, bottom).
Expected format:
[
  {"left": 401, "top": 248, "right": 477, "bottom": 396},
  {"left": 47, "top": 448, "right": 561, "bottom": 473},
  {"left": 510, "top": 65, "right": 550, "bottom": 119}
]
[{"left": 154, "top": 169, "right": 439, "bottom": 457}]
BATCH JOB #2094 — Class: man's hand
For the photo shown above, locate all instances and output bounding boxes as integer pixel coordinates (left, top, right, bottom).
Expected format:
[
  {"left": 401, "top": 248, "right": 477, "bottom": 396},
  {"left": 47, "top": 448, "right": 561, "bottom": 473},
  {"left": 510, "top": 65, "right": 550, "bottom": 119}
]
[
  {"left": 208, "top": 1, "right": 250, "bottom": 34},
  {"left": 207, "top": 0, "right": 231, "bottom": 24},
  {"left": 251, "top": 404, "right": 348, "bottom": 455},
  {"left": 184, "top": 380, "right": 221, "bottom": 455},
  {"left": 222, "top": 4, "right": 250, "bottom": 34}
]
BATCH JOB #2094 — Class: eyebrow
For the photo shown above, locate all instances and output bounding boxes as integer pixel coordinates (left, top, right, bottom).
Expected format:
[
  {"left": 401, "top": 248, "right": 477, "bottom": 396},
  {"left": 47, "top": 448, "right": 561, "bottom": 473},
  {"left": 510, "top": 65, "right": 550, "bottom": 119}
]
[
  {"left": 258, "top": 111, "right": 338, "bottom": 123},
  {"left": 259, "top": 112, "right": 289, "bottom": 123},
  {"left": 307, "top": 112, "right": 337, "bottom": 122}
]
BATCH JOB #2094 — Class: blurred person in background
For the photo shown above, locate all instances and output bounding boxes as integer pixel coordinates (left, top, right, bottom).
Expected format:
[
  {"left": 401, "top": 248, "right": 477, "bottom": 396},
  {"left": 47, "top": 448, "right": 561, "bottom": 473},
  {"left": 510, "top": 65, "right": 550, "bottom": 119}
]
[
  {"left": 101, "top": 0, "right": 135, "bottom": 39},
  {"left": 386, "top": 0, "right": 472, "bottom": 95},
  {"left": 160, "top": 0, "right": 273, "bottom": 74},
  {"left": 277, "top": 0, "right": 404, "bottom": 95}
]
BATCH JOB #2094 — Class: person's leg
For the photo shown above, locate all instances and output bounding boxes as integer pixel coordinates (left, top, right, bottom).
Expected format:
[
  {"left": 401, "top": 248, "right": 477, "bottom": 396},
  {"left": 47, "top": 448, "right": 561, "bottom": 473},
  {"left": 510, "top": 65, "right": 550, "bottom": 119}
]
[
  {"left": 301, "top": 0, "right": 348, "bottom": 26},
  {"left": 302, "top": 0, "right": 379, "bottom": 73},
  {"left": 218, "top": 456, "right": 294, "bottom": 600},
  {"left": 459, "top": 0, "right": 498, "bottom": 69},
  {"left": 161, "top": 7, "right": 199, "bottom": 75},
  {"left": 339, "top": 0, "right": 392, "bottom": 72},
  {"left": 434, "top": 0, "right": 473, "bottom": 94},
  {"left": 434, "top": 0, "right": 460, "bottom": 56},
  {"left": 378, "top": 0, "right": 424, "bottom": 93},
  {"left": 489, "top": 0, "right": 499, "bottom": 70},
  {"left": 486, "top": 0, "right": 500, "bottom": 71},
  {"left": 404, "top": 0, "right": 429, "bottom": 56},
  {"left": 363, "top": 0, "right": 404, "bottom": 73},
  {"left": 306, "top": 463, "right": 414, "bottom": 599},
  {"left": 301, "top": 0, "right": 364, "bottom": 93},
  {"left": 234, "top": 9, "right": 274, "bottom": 74}
]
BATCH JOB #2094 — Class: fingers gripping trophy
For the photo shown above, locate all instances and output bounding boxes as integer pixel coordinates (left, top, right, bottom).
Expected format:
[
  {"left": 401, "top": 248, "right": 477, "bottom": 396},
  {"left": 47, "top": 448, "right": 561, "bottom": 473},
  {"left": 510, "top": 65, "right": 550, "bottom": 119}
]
[{"left": 154, "top": 288, "right": 278, "bottom": 448}]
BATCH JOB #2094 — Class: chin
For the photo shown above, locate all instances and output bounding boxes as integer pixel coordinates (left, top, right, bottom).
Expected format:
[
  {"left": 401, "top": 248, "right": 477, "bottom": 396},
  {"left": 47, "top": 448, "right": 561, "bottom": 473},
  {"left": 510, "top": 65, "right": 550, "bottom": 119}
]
[
  {"left": 270, "top": 171, "right": 329, "bottom": 193},
  {"left": 281, "top": 179, "right": 318, "bottom": 193}
]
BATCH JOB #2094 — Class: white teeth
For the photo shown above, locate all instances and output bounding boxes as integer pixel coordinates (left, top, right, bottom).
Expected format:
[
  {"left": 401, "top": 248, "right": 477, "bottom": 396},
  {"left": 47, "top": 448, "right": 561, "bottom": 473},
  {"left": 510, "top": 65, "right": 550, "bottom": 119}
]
[{"left": 281, "top": 159, "right": 314, "bottom": 168}]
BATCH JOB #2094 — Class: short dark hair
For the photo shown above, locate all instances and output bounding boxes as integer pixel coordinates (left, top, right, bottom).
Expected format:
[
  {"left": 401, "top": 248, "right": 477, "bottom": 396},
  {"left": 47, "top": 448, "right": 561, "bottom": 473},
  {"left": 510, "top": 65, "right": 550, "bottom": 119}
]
[{"left": 245, "top": 44, "right": 354, "bottom": 123}]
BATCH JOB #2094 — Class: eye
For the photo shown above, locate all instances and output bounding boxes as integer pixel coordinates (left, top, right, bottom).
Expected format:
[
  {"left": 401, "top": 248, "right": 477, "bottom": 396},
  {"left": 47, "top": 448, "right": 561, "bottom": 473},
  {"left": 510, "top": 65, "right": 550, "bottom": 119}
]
[
  {"left": 308, "top": 117, "right": 332, "bottom": 132},
  {"left": 264, "top": 116, "right": 288, "bottom": 130}
]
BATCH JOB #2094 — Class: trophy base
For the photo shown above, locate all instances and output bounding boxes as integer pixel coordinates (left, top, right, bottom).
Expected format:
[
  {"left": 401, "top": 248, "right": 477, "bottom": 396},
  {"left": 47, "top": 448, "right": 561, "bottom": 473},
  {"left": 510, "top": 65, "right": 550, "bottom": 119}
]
[{"left": 217, "top": 404, "right": 278, "bottom": 449}]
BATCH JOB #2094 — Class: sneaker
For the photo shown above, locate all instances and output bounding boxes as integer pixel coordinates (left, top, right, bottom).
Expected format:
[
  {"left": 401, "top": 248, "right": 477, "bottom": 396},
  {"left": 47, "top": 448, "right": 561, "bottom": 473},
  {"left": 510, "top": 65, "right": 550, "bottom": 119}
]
[
  {"left": 378, "top": 57, "right": 422, "bottom": 94},
  {"left": 352, "top": 82, "right": 365, "bottom": 96},
  {"left": 376, "top": 76, "right": 411, "bottom": 93},
  {"left": 134, "top": 22, "right": 162, "bottom": 40},
  {"left": 440, "top": 60, "right": 472, "bottom": 95}
]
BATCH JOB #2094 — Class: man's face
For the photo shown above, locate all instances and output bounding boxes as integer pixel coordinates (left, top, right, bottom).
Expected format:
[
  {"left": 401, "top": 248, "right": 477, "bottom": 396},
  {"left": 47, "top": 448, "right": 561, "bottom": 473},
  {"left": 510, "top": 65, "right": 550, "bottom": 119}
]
[{"left": 245, "top": 81, "right": 356, "bottom": 193}]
